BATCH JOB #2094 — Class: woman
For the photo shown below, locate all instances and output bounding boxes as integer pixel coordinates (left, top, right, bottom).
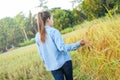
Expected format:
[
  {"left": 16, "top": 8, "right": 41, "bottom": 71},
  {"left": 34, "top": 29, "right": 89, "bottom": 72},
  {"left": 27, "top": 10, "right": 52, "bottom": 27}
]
[{"left": 35, "top": 11, "right": 85, "bottom": 80}]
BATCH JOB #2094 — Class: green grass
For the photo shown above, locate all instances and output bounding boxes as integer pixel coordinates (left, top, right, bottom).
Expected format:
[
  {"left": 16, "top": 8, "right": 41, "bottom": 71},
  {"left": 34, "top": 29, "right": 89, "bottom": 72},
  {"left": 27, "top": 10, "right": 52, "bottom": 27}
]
[
  {"left": 17, "top": 39, "right": 35, "bottom": 47},
  {"left": 0, "top": 44, "right": 53, "bottom": 80},
  {"left": 0, "top": 15, "right": 120, "bottom": 80}
]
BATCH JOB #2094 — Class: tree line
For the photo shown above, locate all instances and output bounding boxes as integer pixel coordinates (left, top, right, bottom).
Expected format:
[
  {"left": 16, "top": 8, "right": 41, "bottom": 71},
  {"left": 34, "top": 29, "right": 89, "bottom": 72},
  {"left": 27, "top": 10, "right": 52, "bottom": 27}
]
[{"left": 0, "top": 0, "right": 120, "bottom": 53}]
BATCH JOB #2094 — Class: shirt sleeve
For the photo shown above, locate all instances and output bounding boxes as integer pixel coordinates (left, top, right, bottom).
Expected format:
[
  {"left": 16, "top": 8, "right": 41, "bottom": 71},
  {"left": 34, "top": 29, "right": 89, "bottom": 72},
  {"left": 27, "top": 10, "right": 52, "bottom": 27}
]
[
  {"left": 65, "top": 41, "right": 81, "bottom": 52},
  {"left": 52, "top": 29, "right": 67, "bottom": 52},
  {"left": 52, "top": 29, "right": 81, "bottom": 52}
]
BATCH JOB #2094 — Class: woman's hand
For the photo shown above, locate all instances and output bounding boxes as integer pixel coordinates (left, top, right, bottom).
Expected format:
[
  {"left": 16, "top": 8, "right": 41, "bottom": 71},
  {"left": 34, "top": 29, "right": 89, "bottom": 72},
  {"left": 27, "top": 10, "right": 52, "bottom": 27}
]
[{"left": 80, "top": 40, "right": 85, "bottom": 46}]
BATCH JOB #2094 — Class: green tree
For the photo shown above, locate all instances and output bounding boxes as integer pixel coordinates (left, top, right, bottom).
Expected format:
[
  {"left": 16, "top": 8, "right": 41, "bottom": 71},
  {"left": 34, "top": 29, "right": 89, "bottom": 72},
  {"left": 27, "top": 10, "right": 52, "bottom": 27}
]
[
  {"left": 81, "top": 0, "right": 120, "bottom": 20},
  {"left": 15, "top": 12, "right": 28, "bottom": 41},
  {"left": 0, "top": 17, "right": 17, "bottom": 49},
  {"left": 102, "top": 0, "right": 120, "bottom": 17},
  {"left": 26, "top": 11, "right": 37, "bottom": 39},
  {"left": 82, "top": 0, "right": 105, "bottom": 20},
  {"left": 51, "top": 8, "right": 74, "bottom": 30},
  {"left": 51, "top": 8, "right": 86, "bottom": 30}
]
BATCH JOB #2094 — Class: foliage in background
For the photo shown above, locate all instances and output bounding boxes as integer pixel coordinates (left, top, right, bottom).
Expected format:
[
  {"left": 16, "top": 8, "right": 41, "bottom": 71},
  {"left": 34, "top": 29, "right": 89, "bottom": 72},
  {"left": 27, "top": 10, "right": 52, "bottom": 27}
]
[
  {"left": 51, "top": 8, "right": 86, "bottom": 31},
  {"left": 81, "top": 0, "right": 120, "bottom": 20},
  {"left": 0, "top": 12, "right": 37, "bottom": 52},
  {"left": 17, "top": 39, "right": 35, "bottom": 47}
]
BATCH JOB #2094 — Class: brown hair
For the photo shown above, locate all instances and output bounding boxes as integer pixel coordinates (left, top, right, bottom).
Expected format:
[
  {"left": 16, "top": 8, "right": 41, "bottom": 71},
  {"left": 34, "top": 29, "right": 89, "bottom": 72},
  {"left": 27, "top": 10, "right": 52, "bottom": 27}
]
[{"left": 37, "top": 11, "right": 51, "bottom": 43}]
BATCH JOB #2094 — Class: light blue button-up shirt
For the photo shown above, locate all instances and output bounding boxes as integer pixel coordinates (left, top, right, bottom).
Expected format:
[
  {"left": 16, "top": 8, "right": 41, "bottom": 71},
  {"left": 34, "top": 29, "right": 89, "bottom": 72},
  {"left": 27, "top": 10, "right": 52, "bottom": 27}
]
[{"left": 35, "top": 26, "right": 81, "bottom": 71}]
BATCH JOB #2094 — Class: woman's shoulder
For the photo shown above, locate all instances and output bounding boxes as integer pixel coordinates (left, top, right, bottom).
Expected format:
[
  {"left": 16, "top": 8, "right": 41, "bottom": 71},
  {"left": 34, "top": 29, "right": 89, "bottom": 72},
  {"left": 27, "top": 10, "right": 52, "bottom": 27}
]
[{"left": 46, "top": 26, "right": 59, "bottom": 34}]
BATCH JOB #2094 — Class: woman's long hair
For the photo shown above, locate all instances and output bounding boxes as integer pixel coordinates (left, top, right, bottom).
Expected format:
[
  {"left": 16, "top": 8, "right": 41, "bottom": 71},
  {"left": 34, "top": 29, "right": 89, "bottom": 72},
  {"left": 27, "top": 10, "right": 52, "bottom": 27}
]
[{"left": 37, "top": 11, "right": 51, "bottom": 43}]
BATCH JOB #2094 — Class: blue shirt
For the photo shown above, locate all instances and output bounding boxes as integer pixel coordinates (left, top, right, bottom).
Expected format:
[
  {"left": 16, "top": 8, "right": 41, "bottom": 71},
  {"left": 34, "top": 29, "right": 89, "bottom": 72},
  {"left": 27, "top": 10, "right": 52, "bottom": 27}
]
[{"left": 35, "top": 26, "right": 81, "bottom": 71}]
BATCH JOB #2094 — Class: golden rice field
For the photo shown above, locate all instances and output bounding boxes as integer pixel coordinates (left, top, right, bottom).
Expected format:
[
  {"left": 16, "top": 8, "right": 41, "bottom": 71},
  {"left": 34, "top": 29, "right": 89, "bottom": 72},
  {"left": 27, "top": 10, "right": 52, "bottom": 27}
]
[{"left": 0, "top": 15, "right": 120, "bottom": 80}]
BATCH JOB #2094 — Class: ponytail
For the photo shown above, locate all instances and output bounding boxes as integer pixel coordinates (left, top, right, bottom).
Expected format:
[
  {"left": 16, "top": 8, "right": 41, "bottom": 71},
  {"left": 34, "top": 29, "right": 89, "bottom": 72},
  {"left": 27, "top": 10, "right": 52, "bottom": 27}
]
[
  {"left": 38, "top": 12, "right": 46, "bottom": 43},
  {"left": 37, "top": 11, "right": 51, "bottom": 43}
]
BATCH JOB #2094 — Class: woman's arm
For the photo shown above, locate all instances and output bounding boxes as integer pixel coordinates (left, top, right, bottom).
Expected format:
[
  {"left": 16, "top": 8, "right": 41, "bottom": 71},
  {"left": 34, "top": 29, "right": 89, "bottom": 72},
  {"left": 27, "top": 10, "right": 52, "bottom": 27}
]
[
  {"left": 52, "top": 29, "right": 67, "bottom": 52},
  {"left": 52, "top": 29, "right": 82, "bottom": 52},
  {"left": 65, "top": 41, "right": 81, "bottom": 52}
]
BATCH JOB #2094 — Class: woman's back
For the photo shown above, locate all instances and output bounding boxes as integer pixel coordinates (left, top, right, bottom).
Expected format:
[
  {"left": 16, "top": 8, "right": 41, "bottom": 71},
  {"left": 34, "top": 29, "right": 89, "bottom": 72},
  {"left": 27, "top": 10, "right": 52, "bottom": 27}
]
[{"left": 35, "top": 25, "right": 71, "bottom": 71}]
